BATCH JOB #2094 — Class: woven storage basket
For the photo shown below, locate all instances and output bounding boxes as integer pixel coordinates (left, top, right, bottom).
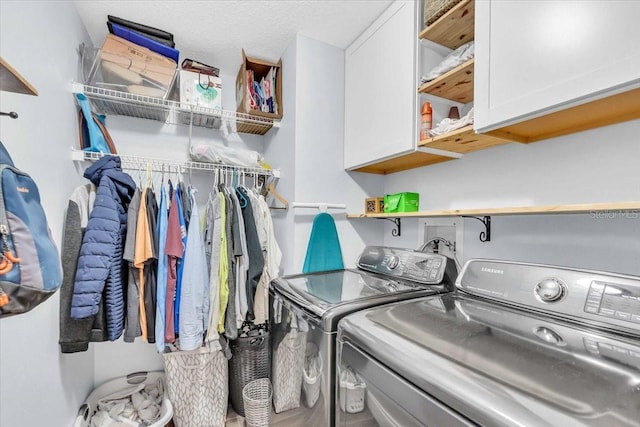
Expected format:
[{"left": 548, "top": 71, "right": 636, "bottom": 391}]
[
  {"left": 243, "top": 378, "right": 274, "bottom": 427},
  {"left": 424, "top": 0, "right": 463, "bottom": 27},
  {"left": 163, "top": 345, "right": 228, "bottom": 427},
  {"left": 229, "top": 332, "right": 272, "bottom": 417}
]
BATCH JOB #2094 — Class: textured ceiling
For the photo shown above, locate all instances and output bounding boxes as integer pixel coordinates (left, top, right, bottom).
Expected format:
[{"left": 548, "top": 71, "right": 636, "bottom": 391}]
[{"left": 74, "top": 0, "right": 394, "bottom": 75}]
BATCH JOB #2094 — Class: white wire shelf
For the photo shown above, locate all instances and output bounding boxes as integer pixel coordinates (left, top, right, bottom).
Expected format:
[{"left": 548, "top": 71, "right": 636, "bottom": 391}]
[
  {"left": 71, "top": 82, "right": 280, "bottom": 136},
  {"left": 71, "top": 149, "right": 280, "bottom": 179}
]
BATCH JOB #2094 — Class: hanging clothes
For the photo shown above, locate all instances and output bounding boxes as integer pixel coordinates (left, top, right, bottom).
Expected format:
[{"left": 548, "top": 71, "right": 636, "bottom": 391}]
[
  {"left": 173, "top": 185, "right": 188, "bottom": 335},
  {"left": 123, "top": 188, "right": 142, "bottom": 342},
  {"left": 232, "top": 190, "right": 249, "bottom": 330},
  {"left": 59, "top": 183, "right": 106, "bottom": 353},
  {"left": 71, "top": 156, "right": 136, "bottom": 342},
  {"left": 237, "top": 186, "right": 264, "bottom": 322},
  {"left": 223, "top": 187, "right": 238, "bottom": 340},
  {"left": 142, "top": 187, "right": 159, "bottom": 343},
  {"left": 164, "top": 188, "right": 184, "bottom": 344},
  {"left": 179, "top": 182, "right": 191, "bottom": 230},
  {"left": 204, "top": 192, "right": 221, "bottom": 344},
  {"left": 134, "top": 188, "right": 153, "bottom": 341},
  {"left": 302, "top": 213, "right": 344, "bottom": 274},
  {"left": 179, "top": 189, "right": 210, "bottom": 350},
  {"left": 249, "top": 190, "right": 282, "bottom": 325},
  {"left": 155, "top": 184, "right": 169, "bottom": 352},
  {"left": 217, "top": 191, "right": 230, "bottom": 334}
]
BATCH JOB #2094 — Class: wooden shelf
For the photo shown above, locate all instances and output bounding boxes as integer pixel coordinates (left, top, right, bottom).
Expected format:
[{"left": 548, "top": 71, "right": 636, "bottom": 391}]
[
  {"left": 419, "top": 0, "right": 475, "bottom": 50},
  {"left": 347, "top": 201, "right": 640, "bottom": 218},
  {"left": 352, "top": 125, "right": 512, "bottom": 175},
  {"left": 418, "top": 59, "right": 474, "bottom": 103},
  {"left": 351, "top": 150, "right": 454, "bottom": 175},
  {"left": 419, "top": 124, "right": 511, "bottom": 154},
  {"left": 483, "top": 87, "right": 640, "bottom": 143},
  {"left": 0, "top": 57, "right": 38, "bottom": 96}
]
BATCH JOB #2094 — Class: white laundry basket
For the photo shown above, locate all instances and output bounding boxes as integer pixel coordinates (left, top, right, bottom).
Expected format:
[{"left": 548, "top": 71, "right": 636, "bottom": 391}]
[{"left": 73, "top": 371, "right": 173, "bottom": 427}]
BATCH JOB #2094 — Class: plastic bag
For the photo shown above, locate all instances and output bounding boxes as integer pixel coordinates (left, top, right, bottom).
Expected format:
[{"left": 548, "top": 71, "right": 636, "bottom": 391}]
[
  {"left": 189, "top": 119, "right": 264, "bottom": 168},
  {"left": 421, "top": 41, "right": 475, "bottom": 83}
]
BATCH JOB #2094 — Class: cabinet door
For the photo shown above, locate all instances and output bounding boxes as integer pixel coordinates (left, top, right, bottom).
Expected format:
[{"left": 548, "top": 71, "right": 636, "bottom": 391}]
[
  {"left": 344, "top": 0, "right": 416, "bottom": 170},
  {"left": 475, "top": 0, "right": 640, "bottom": 133}
]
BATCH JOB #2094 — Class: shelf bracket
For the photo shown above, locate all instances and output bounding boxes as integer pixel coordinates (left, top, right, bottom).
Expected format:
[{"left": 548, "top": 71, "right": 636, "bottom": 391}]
[
  {"left": 462, "top": 215, "right": 491, "bottom": 242},
  {"left": 378, "top": 217, "right": 401, "bottom": 237}
]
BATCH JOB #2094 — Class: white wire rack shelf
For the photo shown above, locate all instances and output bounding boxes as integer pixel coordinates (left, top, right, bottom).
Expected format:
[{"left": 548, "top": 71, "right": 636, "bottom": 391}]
[
  {"left": 71, "top": 83, "right": 280, "bottom": 136},
  {"left": 71, "top": 149, "right": 280, "bottom": 179}
]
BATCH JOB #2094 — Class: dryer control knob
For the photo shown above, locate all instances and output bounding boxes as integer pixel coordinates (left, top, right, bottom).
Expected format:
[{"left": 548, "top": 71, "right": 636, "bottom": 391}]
[{"left": 535, "top": 278, "right": 566, "bottom": 302}]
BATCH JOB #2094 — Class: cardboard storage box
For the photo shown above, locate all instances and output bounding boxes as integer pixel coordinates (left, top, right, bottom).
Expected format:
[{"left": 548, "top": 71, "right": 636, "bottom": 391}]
[
  {"left": 384, "top": 193, "right": 419, "bottom": 213},
  {"left": 235, "top": 49, "right": 282, "bottom": 119},
  {"left": 179, "top": 69, "right": 222, "bottom": 111},
  {"left": 93, "top": 34, "right": 177, "bottom": 99}
]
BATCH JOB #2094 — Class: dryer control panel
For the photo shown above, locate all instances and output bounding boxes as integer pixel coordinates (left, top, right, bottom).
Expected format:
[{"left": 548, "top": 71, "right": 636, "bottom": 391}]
[{"left": 357, "top": 246, "right": 447, "bottom": 284}]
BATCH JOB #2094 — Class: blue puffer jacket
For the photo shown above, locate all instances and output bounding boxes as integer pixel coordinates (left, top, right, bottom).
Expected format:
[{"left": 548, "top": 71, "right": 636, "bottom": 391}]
[{"left": 71, "top": 156, "right": 135, "bottom": 341}]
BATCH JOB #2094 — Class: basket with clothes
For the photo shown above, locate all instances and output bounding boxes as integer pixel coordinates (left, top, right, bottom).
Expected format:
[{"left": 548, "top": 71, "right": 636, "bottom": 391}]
[
  {"left": 228, "top": 323, "right": 271, "bottom": 417},
  {"left": 73, "top": 371, "right": 172, "bottom": 427}
]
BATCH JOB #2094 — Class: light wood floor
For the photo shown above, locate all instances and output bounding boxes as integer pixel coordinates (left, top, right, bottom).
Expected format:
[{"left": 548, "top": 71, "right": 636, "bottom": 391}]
[
  {"left": 225, "top": 404, "right": 378, "bottom": 426},
  {"left": 226, "top": 405, "right": 311, "bottom": 427}
]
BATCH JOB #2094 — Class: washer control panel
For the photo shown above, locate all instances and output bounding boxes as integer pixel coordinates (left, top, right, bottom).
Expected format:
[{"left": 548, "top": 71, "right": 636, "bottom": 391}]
[
  {"left": 357, "top": 246, "right": 447, "bottom": 284},
  {"left": 584, "top": 281, "right": 640, "bottom": 324},
  {"left": 458, "top": 260, "right": 640, "bottom": 333}
]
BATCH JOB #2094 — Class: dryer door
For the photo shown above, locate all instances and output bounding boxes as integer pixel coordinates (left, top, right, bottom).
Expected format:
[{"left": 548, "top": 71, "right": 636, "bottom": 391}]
[{"left": 336, "top": 341, "right": 474, "bottom": 427}]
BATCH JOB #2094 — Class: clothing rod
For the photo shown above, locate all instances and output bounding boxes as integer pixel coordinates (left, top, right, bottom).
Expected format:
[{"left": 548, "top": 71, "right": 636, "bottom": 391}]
[
  {"left": 291, "top": 202, "right": 346, "bottom": 213},
  {"left": 71, "top": 149, "right": 280, "bottom": 178}
]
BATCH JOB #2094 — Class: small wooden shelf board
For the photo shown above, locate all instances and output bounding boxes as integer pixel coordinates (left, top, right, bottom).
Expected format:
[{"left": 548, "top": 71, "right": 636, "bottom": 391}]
[
  {"left": 347, "top": 201, "right": 640, "bottom": 219},
  {"left": 419, "top": 124, "right": 510, "bottom": 154},
  {"left": 419, "top": 0, "right": 475, "bottom": 50},
  {"left": 418, "top": 58, "right": 474, "bottom": 103},
  {"left": 0, "top": 57, "right": 38, "bottom": 95}
]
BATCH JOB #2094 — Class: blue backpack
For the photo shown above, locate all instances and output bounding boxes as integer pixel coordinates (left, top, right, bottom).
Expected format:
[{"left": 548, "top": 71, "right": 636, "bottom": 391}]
[{"left": 0, "top": 141, "right": 62, "bottom": 317}]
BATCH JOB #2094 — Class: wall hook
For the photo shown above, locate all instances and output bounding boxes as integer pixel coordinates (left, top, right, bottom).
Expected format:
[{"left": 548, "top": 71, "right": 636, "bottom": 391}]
[
  {"left": 379, "top": 217, "right": 401, "bottom": 237},
  {"left": 0, "top": 111, "right": 18, "bottom": 119},
  {"left": 462, "top": 215, "right": 491, "bottom": 242}
]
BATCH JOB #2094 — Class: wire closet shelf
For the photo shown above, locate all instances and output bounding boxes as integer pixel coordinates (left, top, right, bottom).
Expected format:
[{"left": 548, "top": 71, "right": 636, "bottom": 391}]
[
  {"left": 71, "top": 83, "right": 278, "bottom": 135},
  {"left": 72, "top": 150, "right": 280, "bottom": 179}
]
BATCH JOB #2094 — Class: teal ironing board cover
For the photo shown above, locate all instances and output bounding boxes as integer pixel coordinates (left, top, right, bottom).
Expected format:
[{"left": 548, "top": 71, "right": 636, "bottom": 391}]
[{"left": 302, "top": 212, "right": 344, "bottom": 274}]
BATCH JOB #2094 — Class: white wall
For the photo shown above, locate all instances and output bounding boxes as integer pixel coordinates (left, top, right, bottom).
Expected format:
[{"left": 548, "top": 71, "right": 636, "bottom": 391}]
[
  {"left": 0, "top": 2, "right": 95, "bottom": 426},
  {"left": 285, "top": 35, "right": 384, "bottom": 273},
  {"left": 383, "top": 120, "right": 640, "bottom": 275},
  {"left": 463, "top": 213, "right": 640, "bottom": 276},
  {"left": 264, "top": 39, "right": 298, "bottom": 275}
]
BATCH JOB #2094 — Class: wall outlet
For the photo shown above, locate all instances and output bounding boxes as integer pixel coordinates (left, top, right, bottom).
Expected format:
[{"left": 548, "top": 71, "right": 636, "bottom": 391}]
[{"left": 418, "top": 218, "right": 464, "bottom": 265}]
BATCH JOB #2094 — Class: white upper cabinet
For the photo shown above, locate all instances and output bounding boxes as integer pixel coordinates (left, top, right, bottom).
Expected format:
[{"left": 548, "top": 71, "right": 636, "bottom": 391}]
[
  {"left": 344, "top": 0, "right": 417, "bottom": 170},
  {"left": 474, "top": 0, "right": 640, "bottom": 142}
]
